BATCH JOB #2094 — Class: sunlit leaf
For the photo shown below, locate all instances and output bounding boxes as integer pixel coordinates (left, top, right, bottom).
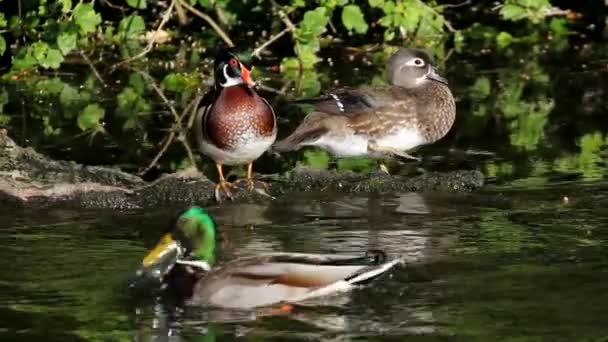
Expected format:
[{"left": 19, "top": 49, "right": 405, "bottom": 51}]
[
  {"left": 57, "top": 32, "right": 77, "bottom": 55},
  {"left": 302, "top": 150, "right": 330, "bottom": 169},
  {"left": 162, "top": 73, "right": 188, "bottom": 92},
  {"left": 126, "top": 0, "right": 147, "bottom": 9},
  {"left": 40, "top": 48, "right": 64, "bottom": 69},
  {"left": 496, "top": 31, "right": 514, "bottom": 48},
  {"left": 499, "top": 4, "right": 528, "bottom": 21},
  {"left": 78, "top": 104, "right": 105, "bottom": 131},
  {"left": 342, "top": 5, "right": 368, "bottom": 34},
  {"left": 118, "top": 15, "right": 146, "bottom": 40},
  {"left": 0, "top": 36, "right": 5, "bottom": 55},
  {"left": 59, "top": 0, "right": 72, "bottom": 13},
  {"left": 368, "top": 0, "right": 384, "bottom": 8},
  {"left": 470, "top": 76, "right": 491, "bottom": 100},
  {"left": 73, "top": 3, "right": 101, "bottom": 34}
]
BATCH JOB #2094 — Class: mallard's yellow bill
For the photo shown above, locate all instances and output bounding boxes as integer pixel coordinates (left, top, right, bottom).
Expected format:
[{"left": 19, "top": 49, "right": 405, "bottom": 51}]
[{"left": 142, "top": 233, "right": 179, "bottom": 267}]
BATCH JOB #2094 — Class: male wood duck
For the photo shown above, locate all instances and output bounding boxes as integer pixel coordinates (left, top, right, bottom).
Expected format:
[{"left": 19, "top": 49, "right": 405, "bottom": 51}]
[
  {"left": 194, "top": 49, "right": 277, "bottom": 201},
  {"left": 273, "top": 48, "right": 455, "bottom": 161},
  {"left": 135, "top": 207, "right": 402, "bottom": 309}
]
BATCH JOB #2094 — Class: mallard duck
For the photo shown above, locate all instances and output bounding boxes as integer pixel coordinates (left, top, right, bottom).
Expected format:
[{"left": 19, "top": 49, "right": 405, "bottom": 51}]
[
  {"left": 135, "top": 206, "right": 403, "bottom": 309},
  {"left": 273, "top": 48, "right": 455, "bottom": 161},
  {"left": 194, "top": 48, "right": 277, "bottom": 201}
]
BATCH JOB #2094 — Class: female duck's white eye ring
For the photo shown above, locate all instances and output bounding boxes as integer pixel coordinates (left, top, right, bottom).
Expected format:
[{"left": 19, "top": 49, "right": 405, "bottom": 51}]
[{"left": 406, "top": 58, "right": 425, "bottom": 67}]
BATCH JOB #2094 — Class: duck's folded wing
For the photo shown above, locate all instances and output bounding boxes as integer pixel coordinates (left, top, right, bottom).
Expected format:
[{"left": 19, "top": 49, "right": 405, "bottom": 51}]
[{"left": 191, "top": 251, "right": 401, "bottom": 309}]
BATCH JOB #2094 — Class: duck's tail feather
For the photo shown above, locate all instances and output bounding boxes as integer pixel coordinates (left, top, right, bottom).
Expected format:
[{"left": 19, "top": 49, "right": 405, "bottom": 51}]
[
  {"left": 345, "top": 257, "right": 403, "bottom": 285},
  {"left": 271, "top": 127, "right": 328, "bottom": 153}
]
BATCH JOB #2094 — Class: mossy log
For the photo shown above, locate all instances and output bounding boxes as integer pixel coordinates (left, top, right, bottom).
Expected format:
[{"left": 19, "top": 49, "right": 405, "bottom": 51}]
[{"left": 0, "top": 130, "right": 485, "bottom": 209}]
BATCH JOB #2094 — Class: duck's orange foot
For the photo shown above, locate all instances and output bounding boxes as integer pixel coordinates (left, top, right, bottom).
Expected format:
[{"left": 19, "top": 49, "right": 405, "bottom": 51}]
[
  {"left": 214, "top": 181, "right": 235, "bottom": 202},
  {"left": 270, "top": 303, "right": 293, "bottom": 314},
  {"left": 233, "top": 177, "right": 256, "bottom": 191}
]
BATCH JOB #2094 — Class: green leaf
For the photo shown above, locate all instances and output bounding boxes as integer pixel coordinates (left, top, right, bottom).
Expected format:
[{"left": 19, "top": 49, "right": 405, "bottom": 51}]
[
  {"left": 453, "top": 30, "right": 465, "bottom": 53},
  {"left": 0, "top": 13, "right": 7, "bottom": 28},
  {"left": 127, "top": 0, "right": 147, "bottom": 9},
  {"left": 280, "top": 57, "right": 300, "bottom": 70},
  {"left": 117, "top": 15, "right": 146, "bottom": 40},
  {"left": 12, "top": 47, "right": 37, "bottom": 70},
  {"left": 496, "top": 31, "right": 514, "bottom": 48},
  {"left": 73, "top": 3, "right": 101, "bottom": 34},
  {"left": 298, "top": 7, "right": 330, "bottom": 40},
  {"left": 499, "top": 4, "right": 528, "bottom": 21},
  {"left": 0, "top": 36, "right": 5, "bottom": 55},
  {"left": 302, "top": 150, "right": 330, "bottom": 169},
  {"left": 32, "top": 41, "right": 49, "bottom": 62},
  {"left": 78, "top": 104, "right": 105, "bottom": 131},
  {"left": 368, "top": 0, "right": 384, "bottom": 8},
  {"left": 60, "top": 85, "right": 81, "bottom": 106},
  {"left": 162, "top": 73, "right": 188, "bottom": 92},
  {"left": 469, "top": 76, "right": 491, "bottom": 100},
  {"left": 129, "top": 73, "right": 145, "bottom": 95},
  {"left": 117, "top": 87, "right": 138, "bottom": 109},
  {"left": 60, "top": 0, "right": 72, "bottom": 13},
  {"left": 549, "top": 18, "right": 568, "bottom": 35},
  {"left": 40, "top": 48, "right": 64, "bottom": 69},
  {"left": 197, "top": 0, "right": 213, "bottom": 9},
  {"left": 36, "top": 78, "right": 65, "bottom": 95},
  {"left": 342, "top": 5, "right": 368, "bottom": 34},
  {"left": 57, "top": 32, "right": 77, "bottom": 55}
]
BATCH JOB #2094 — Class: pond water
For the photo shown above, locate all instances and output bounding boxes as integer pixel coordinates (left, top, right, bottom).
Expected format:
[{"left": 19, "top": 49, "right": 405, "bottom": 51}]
[{"left": 1, "top": 179, "right": 608, "bottom": 341}]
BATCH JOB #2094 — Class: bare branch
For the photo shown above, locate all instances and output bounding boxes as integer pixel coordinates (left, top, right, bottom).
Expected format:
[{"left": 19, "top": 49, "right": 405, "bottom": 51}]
[
  {"left": 111, "top": 0, "right": 176, "bottom": 71},
  {"left": 178, "top": 0, "right": 234, "bottom": 47},
  {"left": 252, "top": 27, "right": 290, "bottom": 58},
  {"left": 416, "top": 0, "right": 456, "bottom": 33},
  {"left": 79, "top": 51, "right": 107, "bottom": 87}
]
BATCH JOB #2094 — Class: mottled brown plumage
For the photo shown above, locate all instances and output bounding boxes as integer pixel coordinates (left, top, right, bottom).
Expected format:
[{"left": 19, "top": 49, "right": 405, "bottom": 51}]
[
  {"left": 204, "top": 86, "right": 276, "bottom": 150},
  {"left": 273, "top": 48, "right": 455, "bottom": 161}
]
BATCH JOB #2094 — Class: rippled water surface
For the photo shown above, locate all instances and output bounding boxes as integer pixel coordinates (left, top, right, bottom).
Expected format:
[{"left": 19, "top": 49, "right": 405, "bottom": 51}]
[{"left": 1, "top": 181, "right": 608, "bottom": 341}]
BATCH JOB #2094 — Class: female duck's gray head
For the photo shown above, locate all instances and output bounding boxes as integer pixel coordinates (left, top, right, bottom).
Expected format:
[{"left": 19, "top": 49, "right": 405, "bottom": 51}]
[{"left": 387, "top": 48, "right": 447, "bottom": 88}]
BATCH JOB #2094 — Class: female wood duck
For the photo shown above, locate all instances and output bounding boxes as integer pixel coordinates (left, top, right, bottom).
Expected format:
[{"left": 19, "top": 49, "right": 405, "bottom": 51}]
[
  {"left": 194, "top": 49, "right": 277, "bottom": 201},
  {"left": 135, "top": 207, "right": 402, "bottom": 309},
  {"left": 273, "top": 48, "right": 455, "bottom": 161}
]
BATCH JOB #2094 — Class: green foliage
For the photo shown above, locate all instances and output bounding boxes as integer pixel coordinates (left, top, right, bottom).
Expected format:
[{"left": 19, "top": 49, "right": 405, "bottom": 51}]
[
  {"left": 0, "top": 0, "right": 586, "bottom": 175},
  {"left": 73, "top": 3, "right": 101, "bottom": 34},
  {"left": 302, "top": 150, "right": 330, "bottom": 169},
  {"left": 342, "top": 5, "right": 368, "bottom": 34},
  {"left": 127, "top": 0, "right": 147, "bottom": 9},
  {"left": 500, "top": 0, "right": 552, "bottom": 23},
  {"left": 78, "top": 104, "right": 105, "bottom": 131}
]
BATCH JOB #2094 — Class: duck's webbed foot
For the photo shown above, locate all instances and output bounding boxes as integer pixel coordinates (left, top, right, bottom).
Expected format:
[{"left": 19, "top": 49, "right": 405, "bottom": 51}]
[{"left": 368, "top": 142, "right": 422, "bottom": 162}]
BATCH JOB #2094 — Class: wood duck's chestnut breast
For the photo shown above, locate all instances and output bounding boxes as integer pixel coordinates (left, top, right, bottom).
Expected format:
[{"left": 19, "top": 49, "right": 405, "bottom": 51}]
[{"left": 205, "top": 86, "right": 276, "bottom": 150}]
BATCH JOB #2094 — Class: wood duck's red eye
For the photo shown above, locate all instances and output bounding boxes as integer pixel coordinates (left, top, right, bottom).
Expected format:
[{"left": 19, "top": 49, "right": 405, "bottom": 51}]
[{"left": 229, "top": 58, "right": 238, "bottom": 66}]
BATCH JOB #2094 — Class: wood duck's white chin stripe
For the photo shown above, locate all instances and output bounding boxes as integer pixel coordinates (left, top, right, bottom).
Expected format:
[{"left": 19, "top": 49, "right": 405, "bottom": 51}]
[{"left": 220, "top": 64, "right": 244, "bottom": 87}]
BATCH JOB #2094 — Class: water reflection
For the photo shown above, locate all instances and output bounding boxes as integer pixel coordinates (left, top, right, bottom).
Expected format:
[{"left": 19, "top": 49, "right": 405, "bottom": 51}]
[{"left": 1, "top": 185, "right": 607, "bottom": 341}]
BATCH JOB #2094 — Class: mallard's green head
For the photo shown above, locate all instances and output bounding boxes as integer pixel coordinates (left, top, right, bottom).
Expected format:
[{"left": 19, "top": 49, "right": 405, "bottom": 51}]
[{"left": 140, "top": 207, "right": 217, "bottom": 277}]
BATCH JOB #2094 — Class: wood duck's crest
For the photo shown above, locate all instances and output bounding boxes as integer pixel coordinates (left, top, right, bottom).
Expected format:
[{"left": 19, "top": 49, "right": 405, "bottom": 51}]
[
  {"left": 213, "top": 48, "right": 254, "bottom": 89},
  {"left": 387, "top": 48, "right": 447, "bottom": 88}
]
